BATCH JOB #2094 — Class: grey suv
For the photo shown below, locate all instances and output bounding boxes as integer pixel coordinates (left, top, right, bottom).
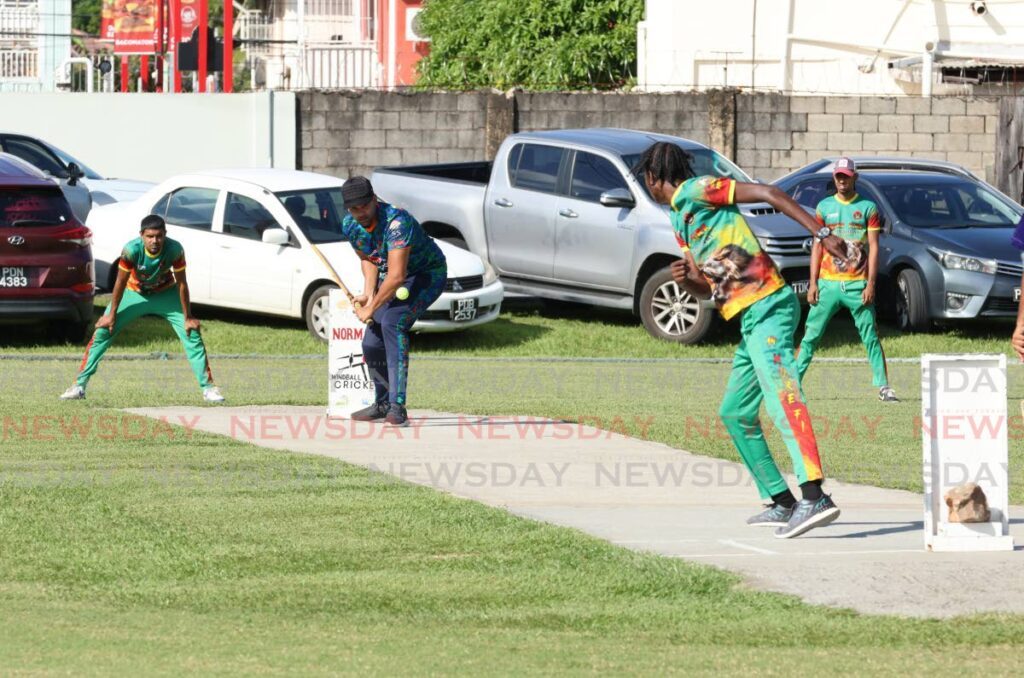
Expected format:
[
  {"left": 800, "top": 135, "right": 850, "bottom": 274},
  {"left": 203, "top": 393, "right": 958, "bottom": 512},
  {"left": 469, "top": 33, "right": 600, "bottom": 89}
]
[{"left": 776, "top": 164, "right": 1022, "bottom": 330}]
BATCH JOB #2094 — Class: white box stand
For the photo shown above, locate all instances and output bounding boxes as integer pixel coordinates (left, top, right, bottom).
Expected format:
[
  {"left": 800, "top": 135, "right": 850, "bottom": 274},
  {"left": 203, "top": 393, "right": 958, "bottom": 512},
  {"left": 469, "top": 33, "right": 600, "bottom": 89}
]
[
  {"left": 921, "top": 354, "right": 1014, "bottom": 552},
  {"left": 327, "top": 289, "right": 376, "bottom": 418}
]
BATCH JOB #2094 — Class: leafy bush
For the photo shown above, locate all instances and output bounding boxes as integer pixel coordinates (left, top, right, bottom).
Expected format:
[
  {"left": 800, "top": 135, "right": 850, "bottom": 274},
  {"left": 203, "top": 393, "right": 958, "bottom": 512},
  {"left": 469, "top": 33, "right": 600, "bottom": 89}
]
[{"left": 416, "top": 0, "right": 643, "bottom": 90}]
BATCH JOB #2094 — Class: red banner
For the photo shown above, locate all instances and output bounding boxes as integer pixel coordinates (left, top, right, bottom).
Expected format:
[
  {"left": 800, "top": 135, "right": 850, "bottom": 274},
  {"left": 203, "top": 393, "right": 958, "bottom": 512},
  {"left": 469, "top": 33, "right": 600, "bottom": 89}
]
[
  {"left": 178, "top": 0, "right": 203, "bottom": 41},
  {"left": 113, "top": 0, "right": 159, "bottom": 55},
  {"left": 100, "top": 0, "right": 116, "bottom": 41}
]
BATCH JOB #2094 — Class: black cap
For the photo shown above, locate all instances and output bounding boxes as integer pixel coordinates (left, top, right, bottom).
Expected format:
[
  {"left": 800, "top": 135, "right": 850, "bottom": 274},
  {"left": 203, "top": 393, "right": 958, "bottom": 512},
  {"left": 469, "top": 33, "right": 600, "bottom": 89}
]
[{"left": 342, "top": 176, "right": 375, "bottom": 208}]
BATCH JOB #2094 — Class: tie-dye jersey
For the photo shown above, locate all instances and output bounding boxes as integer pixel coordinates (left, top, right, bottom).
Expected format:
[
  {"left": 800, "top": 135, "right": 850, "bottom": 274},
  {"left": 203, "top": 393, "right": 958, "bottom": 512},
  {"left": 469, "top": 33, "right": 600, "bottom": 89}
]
[
  {"left": 117, "top": 237, "right": 185, "bottom": 294},
  {"left": 670, "top": 176, "right": 785, "bottom": 320},
  {"left": 814, "top": 193, "right": 880, "bottom": 282},
  {"left": 340, "top": 201, "right": 446, "bottom": 279}
]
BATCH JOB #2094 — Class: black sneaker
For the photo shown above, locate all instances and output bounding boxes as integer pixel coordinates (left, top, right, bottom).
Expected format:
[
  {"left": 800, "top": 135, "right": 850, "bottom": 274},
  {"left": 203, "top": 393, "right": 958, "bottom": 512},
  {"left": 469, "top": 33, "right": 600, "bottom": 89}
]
[
  {"left": 351, "top": 401, "right": 389, "bottom": 421},
  {"left": 385, "top": 403, "right": 408, "bottom": 427},
  {"left": 879, "top": 386, "right": 899, "bottom": 402},
  {"left": 774, "top": 495, "right": 841, "bottom": 539},
  {"left": 747, "top": 503, "right": 795, "bottom": 527}
]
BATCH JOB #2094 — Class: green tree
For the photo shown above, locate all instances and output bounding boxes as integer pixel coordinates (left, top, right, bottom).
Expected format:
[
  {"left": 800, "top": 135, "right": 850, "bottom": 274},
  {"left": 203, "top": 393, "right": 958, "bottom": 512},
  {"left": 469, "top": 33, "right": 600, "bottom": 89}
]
[
  {"left": 72, "top": 0, "right": 102, "bottom": 35},
  {"left": 416, "top": 0, "right": 643, "bottom": 90}
]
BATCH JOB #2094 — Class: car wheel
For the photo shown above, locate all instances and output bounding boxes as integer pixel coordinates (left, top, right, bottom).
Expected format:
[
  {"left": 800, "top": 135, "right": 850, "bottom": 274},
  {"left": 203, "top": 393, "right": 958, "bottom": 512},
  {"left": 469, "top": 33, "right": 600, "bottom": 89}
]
[
  {"left": 639, "top": 266, "right": 715, "bottom": 344},
  {"left": 304, "top": 284, "right": 336, "bottom": 342},
  {"left": 895, "top": 268, "right": 931, "bottom": 332}
]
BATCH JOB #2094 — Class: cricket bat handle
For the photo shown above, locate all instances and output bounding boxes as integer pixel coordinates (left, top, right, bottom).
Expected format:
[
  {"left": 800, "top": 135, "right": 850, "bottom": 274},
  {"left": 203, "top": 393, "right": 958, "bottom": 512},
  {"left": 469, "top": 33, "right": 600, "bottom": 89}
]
[{"left": 309, "top": 243, "right": 373, "bottom": 325}]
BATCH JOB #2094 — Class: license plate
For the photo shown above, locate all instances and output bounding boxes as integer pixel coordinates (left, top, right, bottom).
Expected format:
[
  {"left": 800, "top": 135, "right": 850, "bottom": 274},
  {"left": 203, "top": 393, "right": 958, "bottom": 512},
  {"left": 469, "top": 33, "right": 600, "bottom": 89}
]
[
  {"left": 1016, "top": 288, "right": 1021, "bottom": 302},
  {"left": 791, "top": 280, "right": 810, "bottom": 295},
  {"left": 0, "top": 266, "right": 29, "bottom": 288},
  {"left": 451, "top": 298, "right": 478, "bottom": 322}
]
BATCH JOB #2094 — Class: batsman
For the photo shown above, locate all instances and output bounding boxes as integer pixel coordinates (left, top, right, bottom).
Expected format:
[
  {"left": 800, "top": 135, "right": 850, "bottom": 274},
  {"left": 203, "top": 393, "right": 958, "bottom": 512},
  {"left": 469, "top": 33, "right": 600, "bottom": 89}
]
[{"left": 338, "top": 176, "right": 447, "bottom": 427}]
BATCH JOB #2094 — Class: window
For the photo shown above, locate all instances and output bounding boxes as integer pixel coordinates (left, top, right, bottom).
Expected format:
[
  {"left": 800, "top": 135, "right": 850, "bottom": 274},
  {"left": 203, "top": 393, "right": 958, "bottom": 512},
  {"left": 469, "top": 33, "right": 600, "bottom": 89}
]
[
  {"left": 3, "top": 137, "right": 66, "bottom": 177},
  {"left": 790, "top": 180, "right": 833, "bottom": 208},
  {"left": 0, "top": 188, "right": 72, "bottom": 227},
  {"left": 510, "top": 144, "right": 563, "bottom": 193},
  {"left": 957, "top": 186, "right": 1019, "bottom": 225},
  {"left": 622, "top": 146, "right": 751, "bottom": 199},
  {"left": 276, "top": 188, "right": 347, "bottom": 244},
  {"left": 158, "top": 187, "right": 219, "bottom": 231},
  {"left": 223, "top": 193, "right": 282, "bottom": 241},
  {"left": 570, "top": 152, "right": 628, "bottom": 202}
]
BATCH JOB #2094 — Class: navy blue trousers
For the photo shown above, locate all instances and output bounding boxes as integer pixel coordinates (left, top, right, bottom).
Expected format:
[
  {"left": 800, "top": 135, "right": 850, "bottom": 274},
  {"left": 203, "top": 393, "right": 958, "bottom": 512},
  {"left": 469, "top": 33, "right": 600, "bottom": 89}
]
[{"left": 362, "top": 266, "right": 446, "bottom": 406}]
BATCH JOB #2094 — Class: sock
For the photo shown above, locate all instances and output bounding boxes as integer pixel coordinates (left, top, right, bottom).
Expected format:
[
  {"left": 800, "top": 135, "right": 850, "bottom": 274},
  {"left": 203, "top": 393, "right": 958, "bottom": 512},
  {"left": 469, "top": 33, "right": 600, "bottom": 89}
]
[
  {"left": 800, "top": 480, "right": 823, "bottom": 502},
  {"left": 771, "top": 489, "right": 797, "bottom": 509}
]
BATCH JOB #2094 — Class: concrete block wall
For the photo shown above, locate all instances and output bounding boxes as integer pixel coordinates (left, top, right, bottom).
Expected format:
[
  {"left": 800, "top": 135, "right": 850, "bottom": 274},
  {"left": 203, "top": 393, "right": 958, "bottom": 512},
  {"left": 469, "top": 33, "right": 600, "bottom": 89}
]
[
  {"left": 297, "top": 90, "right": 490, "bottom": 179},
  {"left": 297, "top": 91, "right": 999, "bottom": 185},
  {"left": 516, "top": 91, "right": 710, "bottom": 145},
  {"left": 737, "top": 94, "right": 998, "bottom": 182}
]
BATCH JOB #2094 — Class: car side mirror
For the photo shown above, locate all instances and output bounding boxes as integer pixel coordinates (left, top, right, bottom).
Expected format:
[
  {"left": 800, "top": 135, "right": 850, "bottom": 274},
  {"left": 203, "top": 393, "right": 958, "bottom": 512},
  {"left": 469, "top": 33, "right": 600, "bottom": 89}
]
[
  {"left": 67, "top": 162, "right": 83, "bottom": 186},
  {"left": 599, "top": 188, "right": 635, "bottom": 208},
  {"left": 262, "top": 227, "right": 290, "bottom": 246}
]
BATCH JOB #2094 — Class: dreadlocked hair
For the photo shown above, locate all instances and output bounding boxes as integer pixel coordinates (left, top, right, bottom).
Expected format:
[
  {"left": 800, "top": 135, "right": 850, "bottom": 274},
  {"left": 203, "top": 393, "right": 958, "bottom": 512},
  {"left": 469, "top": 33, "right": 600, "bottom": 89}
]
[{"left": 633, "top": 142, "right": 696, "bottom": 186}]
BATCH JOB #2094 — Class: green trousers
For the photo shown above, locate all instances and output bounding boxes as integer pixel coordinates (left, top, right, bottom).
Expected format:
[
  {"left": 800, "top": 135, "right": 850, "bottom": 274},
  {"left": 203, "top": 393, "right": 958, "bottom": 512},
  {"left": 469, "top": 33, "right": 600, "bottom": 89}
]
[
  {"left": 76, "top": 286, "right": 213, "bottom": 389},
  {"left": 796, "top": 278, "right": 889, "bottom": 388},
  {"left": 720, "top": 287, "right": 824, "bottom": 500}
]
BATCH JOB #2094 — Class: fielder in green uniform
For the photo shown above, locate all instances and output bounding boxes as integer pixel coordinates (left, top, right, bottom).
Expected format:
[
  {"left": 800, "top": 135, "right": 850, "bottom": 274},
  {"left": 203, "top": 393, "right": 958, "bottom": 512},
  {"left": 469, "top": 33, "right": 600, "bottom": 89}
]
[
  {"left": 60, "top": 214, "right": 224, "bottom": 402},
  {"left": 639, "top": 141, "right": 851, "bottom": 538},
  {"left": 796, "top": 158, "right": 897, "bottom": 402}
]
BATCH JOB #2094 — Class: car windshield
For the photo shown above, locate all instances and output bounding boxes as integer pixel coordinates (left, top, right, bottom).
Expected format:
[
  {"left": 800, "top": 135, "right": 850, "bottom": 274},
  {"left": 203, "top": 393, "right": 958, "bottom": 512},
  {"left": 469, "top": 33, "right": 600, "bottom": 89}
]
[
  {"left": 275, "top": 188, "right": 348, "bottom": 243},
  {"left": 879, "top": 180, "right": 1022, "bottom": 228},
  {"left": 0, "top": 188, "right": 72, "bottom": 227},
  {"left": 46, "top": 143, "right": 103, "bottom": 180},
  {"left": 623, "top": 147, "right": 751, "bottom": 191}
]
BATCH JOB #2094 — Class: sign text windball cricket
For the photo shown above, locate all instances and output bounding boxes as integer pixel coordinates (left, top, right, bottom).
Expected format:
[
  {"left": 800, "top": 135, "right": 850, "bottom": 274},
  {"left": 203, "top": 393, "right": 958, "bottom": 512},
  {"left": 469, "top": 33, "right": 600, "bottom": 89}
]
[{"left": 328, "top": 289, "right": 375, "bottom": 418}]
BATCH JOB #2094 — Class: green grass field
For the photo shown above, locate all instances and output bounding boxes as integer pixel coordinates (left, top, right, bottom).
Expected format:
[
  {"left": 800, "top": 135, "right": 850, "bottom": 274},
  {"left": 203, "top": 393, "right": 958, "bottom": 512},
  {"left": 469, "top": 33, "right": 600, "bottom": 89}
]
[
  {"left": 2, "top": 299, "right": 1023, "bottom": 673},
  {"left": 1, "top": 295, "right": 1018, "bottom": 359}
]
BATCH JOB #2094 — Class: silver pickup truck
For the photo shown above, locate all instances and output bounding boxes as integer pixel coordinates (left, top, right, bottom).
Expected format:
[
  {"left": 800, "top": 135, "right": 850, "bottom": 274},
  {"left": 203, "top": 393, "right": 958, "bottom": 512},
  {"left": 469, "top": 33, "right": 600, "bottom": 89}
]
[{"left": 371, "top": 128, "right": 812, "bottom": 343}]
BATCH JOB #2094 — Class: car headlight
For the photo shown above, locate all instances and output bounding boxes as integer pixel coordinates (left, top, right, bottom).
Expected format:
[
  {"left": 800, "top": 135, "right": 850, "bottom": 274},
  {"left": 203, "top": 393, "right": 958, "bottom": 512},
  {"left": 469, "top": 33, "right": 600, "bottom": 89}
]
[
  {"left": 483, "top": 262, "right": 499, "bottom": 285},
  {"left": 931, "top": 249, "right": 997, "bottom": 275}
]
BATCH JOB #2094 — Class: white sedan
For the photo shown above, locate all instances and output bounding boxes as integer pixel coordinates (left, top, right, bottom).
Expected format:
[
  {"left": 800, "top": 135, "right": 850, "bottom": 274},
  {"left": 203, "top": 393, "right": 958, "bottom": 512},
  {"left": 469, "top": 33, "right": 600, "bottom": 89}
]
[{"left": 86, "top": 169, "right": 504, "bottom": 340}]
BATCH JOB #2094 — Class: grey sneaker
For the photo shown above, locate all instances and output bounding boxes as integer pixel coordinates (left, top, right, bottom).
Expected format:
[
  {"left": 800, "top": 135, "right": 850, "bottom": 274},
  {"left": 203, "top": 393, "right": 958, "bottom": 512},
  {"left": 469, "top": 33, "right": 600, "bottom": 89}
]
[
  {"left": 351, "top": 401, "right": 389, "bottom": 421},
  {"left": 60, "top": 384, "right": 85, "bottom": 400},
  {"left": 879, "top": 386, "right": 899, "bottom": 402},
  {"left": 747, "top": 503, "right": 795, "bottom": 527},
  {"left": 385, "top": 403, "right": 408, "bottom": 427},
  {"left": 774, "top": 495, "right": 841, "bottom": 539}
]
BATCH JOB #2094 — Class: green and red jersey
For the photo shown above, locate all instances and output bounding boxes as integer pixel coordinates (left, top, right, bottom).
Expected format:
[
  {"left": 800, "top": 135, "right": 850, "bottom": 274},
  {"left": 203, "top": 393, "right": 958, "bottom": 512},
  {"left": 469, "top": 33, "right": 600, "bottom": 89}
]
[
  {"left": 670, "top": 176, "right": 786, "bottom": 320},
  {"left": 814, "top": 193, "right": 880, "bottom": 282},
  {"left": 118, "top": 237, "right": 185, "bottom": 294}
]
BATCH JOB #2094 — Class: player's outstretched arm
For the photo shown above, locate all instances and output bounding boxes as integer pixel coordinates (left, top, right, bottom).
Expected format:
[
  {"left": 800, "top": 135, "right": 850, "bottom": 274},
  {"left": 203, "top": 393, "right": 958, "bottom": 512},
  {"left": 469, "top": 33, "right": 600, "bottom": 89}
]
[{"left": 733, "top": 183, "right": 847, "bottom": 261}]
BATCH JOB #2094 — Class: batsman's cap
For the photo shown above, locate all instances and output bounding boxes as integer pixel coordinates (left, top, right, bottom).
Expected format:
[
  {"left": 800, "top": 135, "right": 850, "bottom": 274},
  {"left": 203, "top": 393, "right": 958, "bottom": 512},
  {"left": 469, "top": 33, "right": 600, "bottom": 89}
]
[
  {"left": 833, "top": 157, "right": 856, "bottom": 176},
  {"left": 341, "top": 176, "right": 375, "bottom": 208}
]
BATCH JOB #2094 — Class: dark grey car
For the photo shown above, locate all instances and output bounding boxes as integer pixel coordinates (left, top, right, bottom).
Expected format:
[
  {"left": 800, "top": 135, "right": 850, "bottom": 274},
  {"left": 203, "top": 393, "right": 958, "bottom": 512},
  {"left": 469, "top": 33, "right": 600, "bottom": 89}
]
[{"left": 775, "top": 168, "right": 1022, "bottom": 330}]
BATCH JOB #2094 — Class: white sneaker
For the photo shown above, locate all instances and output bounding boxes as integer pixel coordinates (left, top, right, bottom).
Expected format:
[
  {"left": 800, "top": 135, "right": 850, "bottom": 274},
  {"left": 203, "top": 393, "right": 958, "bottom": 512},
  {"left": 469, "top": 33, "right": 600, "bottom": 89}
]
[
  {"left": 202, "top": 386, "right": 225, "bottom": 403},
  {"left": 60, "top": 384, "right": 85, "bottom": 400},
  {"left": 879, "top": 386, "right": 899, "bottom": 402}
]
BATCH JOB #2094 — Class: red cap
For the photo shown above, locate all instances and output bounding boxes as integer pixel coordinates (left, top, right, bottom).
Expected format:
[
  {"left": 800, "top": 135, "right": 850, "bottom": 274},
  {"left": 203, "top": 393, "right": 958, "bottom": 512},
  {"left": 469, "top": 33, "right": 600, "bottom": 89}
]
[{"left": 833, "top": 157, "right": 856, "bottom": 176}]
